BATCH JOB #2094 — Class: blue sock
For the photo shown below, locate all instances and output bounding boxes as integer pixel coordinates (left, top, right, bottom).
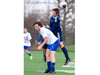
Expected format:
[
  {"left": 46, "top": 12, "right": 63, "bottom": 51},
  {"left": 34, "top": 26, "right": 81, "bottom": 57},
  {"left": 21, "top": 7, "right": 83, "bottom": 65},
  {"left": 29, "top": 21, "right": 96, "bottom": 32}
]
[
  {"left": 28, "top": 53, "right": 31, "bottom": 56},
  {"left": 44, "top": 55, "right": 46, "bottom": 61},
  {"left": 47, "top": 61, "right": 51, "bottom": 70},
  {"left": 62, "top": 47, "right": 69, "bottom": 59},
  {"left": 51, "top": 62, "right": 55, "bottom": 71}
]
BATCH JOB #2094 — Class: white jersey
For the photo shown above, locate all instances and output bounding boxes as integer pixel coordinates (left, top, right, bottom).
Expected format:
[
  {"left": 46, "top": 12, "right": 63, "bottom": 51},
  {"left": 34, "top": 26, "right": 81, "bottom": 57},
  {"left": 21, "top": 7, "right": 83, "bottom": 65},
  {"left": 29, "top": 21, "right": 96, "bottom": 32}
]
[
  {"left": 39, "top": 27, "right": 58, "bottom": 45},
  {"left": 24, "top": 32, "right": 32, "bottom": 46}
]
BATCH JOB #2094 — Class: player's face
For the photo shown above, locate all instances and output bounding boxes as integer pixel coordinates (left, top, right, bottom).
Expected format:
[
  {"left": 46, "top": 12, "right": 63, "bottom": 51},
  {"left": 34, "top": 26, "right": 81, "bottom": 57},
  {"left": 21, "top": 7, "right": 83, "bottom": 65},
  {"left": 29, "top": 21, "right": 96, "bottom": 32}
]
[
  {"left": 34, "top": 24, "right": 40, "bottom": 31},
  {"left": 24, "top": 29, "right": 27, "bottom": 33},
  {"left": 52, "top": 11, "right": 57, "bottom": 17}
]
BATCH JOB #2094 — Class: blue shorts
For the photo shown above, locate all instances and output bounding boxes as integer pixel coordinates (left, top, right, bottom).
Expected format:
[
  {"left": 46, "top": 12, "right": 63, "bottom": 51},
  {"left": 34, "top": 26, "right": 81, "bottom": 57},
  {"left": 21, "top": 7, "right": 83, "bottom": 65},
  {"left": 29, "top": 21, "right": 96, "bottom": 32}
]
[
  {"left": 24, "top": 46, "right": 29, "bottom": 50},
  {"left": 47, "top": 39, "right": 59, "bottom": 51},
  {"left": 54, "top": 31, "right": 63, "bottom": 42},
  {"left": 42, "top": 44, "right": 48, "bottom": 49}
]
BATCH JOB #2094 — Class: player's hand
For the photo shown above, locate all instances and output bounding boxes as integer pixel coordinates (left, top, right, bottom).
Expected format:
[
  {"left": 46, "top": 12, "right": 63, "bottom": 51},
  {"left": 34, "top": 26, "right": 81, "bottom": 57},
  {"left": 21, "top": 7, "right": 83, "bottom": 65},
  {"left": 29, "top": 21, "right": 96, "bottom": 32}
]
[
  {"left": 37, "top": 45, "right": 42, "bottom": 50},
  {"left": 38, "top": 42, "right": 40, "bottom": 45}
]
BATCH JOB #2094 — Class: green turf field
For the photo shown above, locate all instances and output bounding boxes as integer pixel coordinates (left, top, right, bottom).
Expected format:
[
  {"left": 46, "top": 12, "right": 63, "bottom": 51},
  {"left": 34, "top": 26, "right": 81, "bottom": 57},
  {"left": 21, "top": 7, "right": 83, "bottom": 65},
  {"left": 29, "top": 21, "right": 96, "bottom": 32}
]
[
  {"left": 24, "top": 51, "right": 75, "bottom": 75},
  {"left": 57, "top": 45, "right": 75, "bottom": 52}
]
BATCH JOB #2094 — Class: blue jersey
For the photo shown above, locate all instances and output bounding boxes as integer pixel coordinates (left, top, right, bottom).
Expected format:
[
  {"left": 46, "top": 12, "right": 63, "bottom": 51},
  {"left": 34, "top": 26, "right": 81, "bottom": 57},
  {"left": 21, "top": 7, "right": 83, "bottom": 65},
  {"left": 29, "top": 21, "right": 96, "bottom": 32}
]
[
  {"left": 49, "top": 15, "right": 61, "bottom": 34},
  {"left": 38, "top": 34, "right": 44, "bottom": 42},
  {"left": 57, "top": 14, "right": 61, "bottom": 20}
]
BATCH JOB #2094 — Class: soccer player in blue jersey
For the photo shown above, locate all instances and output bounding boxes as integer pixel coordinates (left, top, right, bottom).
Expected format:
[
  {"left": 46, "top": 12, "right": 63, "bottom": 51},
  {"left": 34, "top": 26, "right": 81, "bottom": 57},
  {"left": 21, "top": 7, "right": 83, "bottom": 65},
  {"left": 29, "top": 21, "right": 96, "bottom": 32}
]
[
  {"left": 38, "top": 34, "right": 48, "bottom": 62},
  {"left": 33, "top": 22, "right": 59, "bottom": 74},
  {"left": 49, "top": 8, "right": 71, "bottom": 65},
  {"left": 24, "top": 28, "right": 32, "bottom": 60}
]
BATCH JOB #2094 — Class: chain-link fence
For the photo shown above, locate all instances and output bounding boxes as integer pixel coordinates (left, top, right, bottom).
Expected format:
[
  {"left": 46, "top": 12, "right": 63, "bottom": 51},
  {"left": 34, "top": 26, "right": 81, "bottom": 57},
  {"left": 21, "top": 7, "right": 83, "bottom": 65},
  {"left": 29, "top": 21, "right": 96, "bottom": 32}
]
[{"left": 29, "top": 31, "right": 75, "bottom": 51}]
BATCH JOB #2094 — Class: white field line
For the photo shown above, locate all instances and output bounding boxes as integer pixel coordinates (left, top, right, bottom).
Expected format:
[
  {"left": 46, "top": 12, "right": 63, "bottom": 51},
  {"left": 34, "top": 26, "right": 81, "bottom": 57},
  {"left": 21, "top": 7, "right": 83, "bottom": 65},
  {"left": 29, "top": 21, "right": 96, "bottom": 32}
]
[
  {"left": 72, "top": 59, "right": 75, "bottom": 61},
  {"left": 61, "top": 65, "right": 75, "bottom": 68},
  {"left": 68, "top": 62, "right": 75, "bottom": 64},
  {"left": 24, "top": 67, "right": 41, "bottom": 68},
  {"left": 56, "top": 70, "right": 75, "bottom": 73}
]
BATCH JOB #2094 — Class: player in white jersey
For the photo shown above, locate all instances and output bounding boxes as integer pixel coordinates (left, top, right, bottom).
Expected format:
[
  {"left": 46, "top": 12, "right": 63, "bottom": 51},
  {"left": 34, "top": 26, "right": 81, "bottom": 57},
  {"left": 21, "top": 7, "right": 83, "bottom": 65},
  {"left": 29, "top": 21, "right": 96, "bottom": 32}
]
[
  {"left": 24, "top": 28, "right": 32, "bottom": 60},
  {"left": 33, "top": 22, "right": 59, "bottom": 74}
]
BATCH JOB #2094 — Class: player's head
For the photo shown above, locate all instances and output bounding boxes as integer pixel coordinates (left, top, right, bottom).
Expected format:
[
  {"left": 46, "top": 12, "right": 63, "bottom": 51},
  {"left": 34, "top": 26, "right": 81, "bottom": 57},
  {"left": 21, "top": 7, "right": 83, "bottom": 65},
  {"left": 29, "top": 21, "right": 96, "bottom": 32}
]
[
  {"left": 52, "top": 8, "right": 60, "bottom": 17},
  {"left": 33, "top": 22, "right": 43, "bottom": 31},
  {"left": 24, "top": 28, "right": 27, "bottom": 33}
]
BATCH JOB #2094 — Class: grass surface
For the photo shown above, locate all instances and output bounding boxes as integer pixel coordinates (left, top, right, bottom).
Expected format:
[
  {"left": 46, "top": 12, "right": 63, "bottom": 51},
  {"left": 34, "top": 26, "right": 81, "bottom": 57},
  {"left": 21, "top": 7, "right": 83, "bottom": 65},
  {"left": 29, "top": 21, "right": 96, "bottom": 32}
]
[{"left": 24, "top": 51, "right": 75, "bottom": 75}]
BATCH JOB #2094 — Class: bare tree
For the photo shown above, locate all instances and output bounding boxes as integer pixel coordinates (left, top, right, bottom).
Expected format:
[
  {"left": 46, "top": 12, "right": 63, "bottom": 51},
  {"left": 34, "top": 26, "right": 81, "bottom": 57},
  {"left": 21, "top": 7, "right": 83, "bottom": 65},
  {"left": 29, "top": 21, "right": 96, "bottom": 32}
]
[
  {"left": 24, "top": 9, "right": 50, "bottom": 50},
  {"left": 24, "top": 0, "right": 75, "bottom": 50}
]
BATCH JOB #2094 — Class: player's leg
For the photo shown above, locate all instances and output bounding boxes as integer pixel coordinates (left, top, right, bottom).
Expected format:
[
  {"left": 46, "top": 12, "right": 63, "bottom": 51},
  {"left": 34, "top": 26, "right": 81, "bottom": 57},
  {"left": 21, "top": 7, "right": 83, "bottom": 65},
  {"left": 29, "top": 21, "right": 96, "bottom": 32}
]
[
  {"left": 50, "top": 51, "right": 56, "bottom": 73},
  {"left": 42, "top": 44, "right": 48, "bottom": 62},
  {"left": 44, "top": 48, "right": 51, "bottom": 73},
  {"left": 43, "top": 52, "right": 45, "bottom": 60},
  {"left": 24, "top": 49, "right": 25, "bottom": 55},
  {"left": 59, "top": 42, "right": 71, "bottom": 65},
  {"left": 23, "top": 49, "right": 25, "bottom": 60},
  {"left": 49, "top": 39, "right": 59, "bottom": 74},
  {"left": 59, "top": 41, "right": 69, "bottom": 60},
  {"left": 25, "top": 46, "right": 32, "bottom": 60},
  {"left": 57, "top": 32, "right": 71, "bottom": 65},
  {"left": 43, "top": 49, "right": 46, "bottom": 62},
  {"left": 24, "top": 46, "right": 26, "bottom": 55}
]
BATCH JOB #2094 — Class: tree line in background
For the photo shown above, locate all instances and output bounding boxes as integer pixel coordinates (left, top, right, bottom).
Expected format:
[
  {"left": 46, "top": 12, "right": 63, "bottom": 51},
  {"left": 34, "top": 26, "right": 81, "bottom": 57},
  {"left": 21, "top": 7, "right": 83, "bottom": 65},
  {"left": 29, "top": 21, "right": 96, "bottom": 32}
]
[{"left": 24, "top": 0, "right": 75, "bottom": 50}]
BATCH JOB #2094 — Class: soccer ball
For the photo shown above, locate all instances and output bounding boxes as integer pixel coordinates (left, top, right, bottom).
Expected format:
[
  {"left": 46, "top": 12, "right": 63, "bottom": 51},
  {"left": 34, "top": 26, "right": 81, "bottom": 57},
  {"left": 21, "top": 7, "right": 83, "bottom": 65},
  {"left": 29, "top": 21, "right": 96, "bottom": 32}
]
[{"left": 59, "top": 2, "right": 67, "bottom": 9}]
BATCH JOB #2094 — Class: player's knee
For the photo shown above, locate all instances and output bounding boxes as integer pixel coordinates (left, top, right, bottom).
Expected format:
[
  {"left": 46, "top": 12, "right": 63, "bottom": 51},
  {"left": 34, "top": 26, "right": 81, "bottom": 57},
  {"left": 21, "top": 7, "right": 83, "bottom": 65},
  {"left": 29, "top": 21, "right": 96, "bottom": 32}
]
[
  {"left": 59, "top": 44, "right": 61, "bottom": 48},
  {"left": 50, "top": 52, "right": 54, "bottom": 58},
  {"left": 46, "top": 52, "right": 49, "bottom": 57},
  {"left": 26, "top": 50, "right": 28, "bottom": 53},
  {"left": 43, "top": 49, "right": 46, "bottom": 55},
  {"left": 59, "top": 42, "right": 64, "bottom": 48}
]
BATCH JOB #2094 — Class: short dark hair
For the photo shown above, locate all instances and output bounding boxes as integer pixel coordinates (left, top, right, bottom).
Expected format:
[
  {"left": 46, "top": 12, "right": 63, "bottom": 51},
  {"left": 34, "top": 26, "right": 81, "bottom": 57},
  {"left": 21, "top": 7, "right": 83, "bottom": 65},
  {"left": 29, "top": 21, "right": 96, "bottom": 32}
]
[
  {"left": 52, "top": 8, "right": 60, "bottom": 14},
  {"left": 33, "top": 22, "right": 43, "bottom": 27},
  {"left": 24, "top": 28, "right": 27, "bottom": 30}
]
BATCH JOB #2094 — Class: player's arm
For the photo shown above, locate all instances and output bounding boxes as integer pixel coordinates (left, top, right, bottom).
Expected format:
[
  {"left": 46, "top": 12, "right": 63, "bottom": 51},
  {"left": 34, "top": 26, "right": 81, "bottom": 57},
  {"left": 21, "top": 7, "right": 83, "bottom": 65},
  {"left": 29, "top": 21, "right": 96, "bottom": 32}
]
[
  {"left": 40, "top": 37, "right": 48, "bottom": 47},
  {"left": 37, "top": 29, "right": 48, "bottom": 50},
  {"left": 38, "top": 36, "right": 48, "bottom": 50},
  {"left": 38, "top": 35, "right": 42, "bottom": 45},
  {"left": 24, "top": 39, "right": 31, "bottom": 43},
  {"left": 49, "top": 17, "right": 56, "bottom": 32}
]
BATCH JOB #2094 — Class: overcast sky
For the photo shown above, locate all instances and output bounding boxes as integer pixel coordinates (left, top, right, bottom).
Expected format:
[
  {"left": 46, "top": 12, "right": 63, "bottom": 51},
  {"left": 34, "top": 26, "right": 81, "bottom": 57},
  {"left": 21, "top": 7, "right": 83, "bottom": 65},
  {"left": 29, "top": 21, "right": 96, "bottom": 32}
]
[
  {"left": 24, "top": 0, "right": 65, "bottom": 15},
  {"left": 24, "top": 0, "right": 58, "bottom": 14}
]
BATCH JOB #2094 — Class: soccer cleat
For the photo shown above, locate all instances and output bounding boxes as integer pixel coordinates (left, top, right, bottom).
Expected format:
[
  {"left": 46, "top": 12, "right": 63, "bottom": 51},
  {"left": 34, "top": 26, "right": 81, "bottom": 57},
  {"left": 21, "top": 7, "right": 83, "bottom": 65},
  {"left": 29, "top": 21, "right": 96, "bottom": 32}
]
[
  {"left": 48, "top": 70, "right": 56, "bottom": 74},
  {"left": 64, "top": 58, "right": 71, "bottom": 65},
  {"left": 30, "top": 55, "right": 32, "bottom": 60},
  {"left": 44, "top": 69, "right": 51, "bottom": 73}
]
